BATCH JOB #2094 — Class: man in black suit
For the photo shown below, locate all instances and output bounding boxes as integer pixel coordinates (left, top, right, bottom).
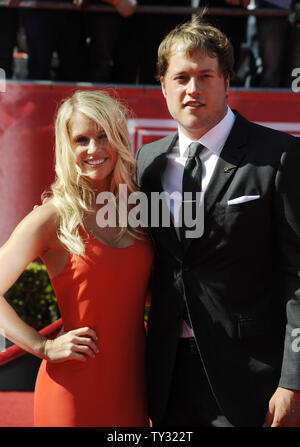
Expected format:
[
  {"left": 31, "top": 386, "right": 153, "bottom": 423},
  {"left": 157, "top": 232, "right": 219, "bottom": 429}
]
[{"left": 135, "top": 15, "right": 300, "bottom": 427}]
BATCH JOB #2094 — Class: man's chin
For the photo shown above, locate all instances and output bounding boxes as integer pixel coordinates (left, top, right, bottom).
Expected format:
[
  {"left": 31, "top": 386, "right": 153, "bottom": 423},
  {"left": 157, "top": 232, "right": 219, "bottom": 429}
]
[{"left": 179, "top": 121, "right": 208, "bottom": 140}]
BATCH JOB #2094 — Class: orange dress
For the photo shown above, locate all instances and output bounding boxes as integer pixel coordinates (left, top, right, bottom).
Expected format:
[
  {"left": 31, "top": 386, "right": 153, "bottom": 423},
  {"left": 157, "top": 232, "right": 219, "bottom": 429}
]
[{"left": 34, "top": 230, "right": 153, "bottom": 427}]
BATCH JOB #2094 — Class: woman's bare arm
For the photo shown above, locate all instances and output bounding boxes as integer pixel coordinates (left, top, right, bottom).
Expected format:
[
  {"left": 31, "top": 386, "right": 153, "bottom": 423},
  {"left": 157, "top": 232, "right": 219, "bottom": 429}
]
[{"left": 0, "top": 204, "right": 98, "bottom": 362}]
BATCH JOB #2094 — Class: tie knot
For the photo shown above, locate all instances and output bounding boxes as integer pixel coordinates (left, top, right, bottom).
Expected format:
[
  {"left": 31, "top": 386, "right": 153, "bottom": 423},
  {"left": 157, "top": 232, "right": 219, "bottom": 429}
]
[{"left": 188, "top": 142, "right": 204, "bottom": 159}]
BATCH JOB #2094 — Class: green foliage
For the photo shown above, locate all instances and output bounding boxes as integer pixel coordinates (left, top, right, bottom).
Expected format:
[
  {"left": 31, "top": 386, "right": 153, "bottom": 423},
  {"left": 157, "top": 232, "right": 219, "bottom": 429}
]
[{"left": 4, "top": 262, "right": 60, "bottom": 331}]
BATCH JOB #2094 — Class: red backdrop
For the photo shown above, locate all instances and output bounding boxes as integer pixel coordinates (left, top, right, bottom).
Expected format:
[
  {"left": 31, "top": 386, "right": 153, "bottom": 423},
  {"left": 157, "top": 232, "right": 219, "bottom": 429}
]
[{"left": 0, "top": 82, "right": 299, "bottom": 246}]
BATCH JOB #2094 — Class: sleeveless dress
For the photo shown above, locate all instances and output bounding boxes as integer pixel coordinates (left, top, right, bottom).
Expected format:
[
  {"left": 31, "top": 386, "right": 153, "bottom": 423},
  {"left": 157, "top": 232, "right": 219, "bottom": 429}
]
[{"left": 33, "top": 230, "right": 154, "bottom": 427}]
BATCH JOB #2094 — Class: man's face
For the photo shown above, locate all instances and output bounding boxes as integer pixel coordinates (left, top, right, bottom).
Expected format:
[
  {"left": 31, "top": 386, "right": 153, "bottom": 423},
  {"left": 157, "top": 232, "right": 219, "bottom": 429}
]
[{"left": 161, "top": 46, "right": 229, "bottom": 140}]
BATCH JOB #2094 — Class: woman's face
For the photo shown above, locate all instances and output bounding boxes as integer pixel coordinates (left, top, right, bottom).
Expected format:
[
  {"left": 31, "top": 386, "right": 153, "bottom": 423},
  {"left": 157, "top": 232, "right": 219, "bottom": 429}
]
[{"left": 68, "top": 111, "right": 118, "bottom": 191}]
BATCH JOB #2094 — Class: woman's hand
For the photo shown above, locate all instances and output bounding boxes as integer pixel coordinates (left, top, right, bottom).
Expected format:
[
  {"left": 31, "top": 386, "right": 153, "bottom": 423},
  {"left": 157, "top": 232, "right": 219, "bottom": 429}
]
[{"left": 43, "top": 327, "right": 99, "bottom": 363}]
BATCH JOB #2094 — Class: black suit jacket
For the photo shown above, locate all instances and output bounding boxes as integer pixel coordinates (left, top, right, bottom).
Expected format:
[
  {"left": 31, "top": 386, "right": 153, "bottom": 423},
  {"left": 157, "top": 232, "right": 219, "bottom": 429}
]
[{"left": 135, "top": 111, "right": 300, "bottom": 426}]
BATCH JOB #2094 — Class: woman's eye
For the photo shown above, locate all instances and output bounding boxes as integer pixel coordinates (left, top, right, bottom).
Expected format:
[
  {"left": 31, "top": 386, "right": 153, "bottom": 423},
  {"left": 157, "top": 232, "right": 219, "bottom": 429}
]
[
  {"left": 75, "top": 136, "right": 88, "bottom": 144},
  {"left": 98, "top": 133, "right": 107, "bottom": 141}
]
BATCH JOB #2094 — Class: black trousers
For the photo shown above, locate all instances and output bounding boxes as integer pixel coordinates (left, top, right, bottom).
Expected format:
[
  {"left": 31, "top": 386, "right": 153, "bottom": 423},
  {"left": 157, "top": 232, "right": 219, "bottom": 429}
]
[
  {"left": 0, "top": 8, "right": 19, "bottom": 78},
  {"left": 200, "top": 0, "right": 248, "bottom": 78},
  {"left": 111, "top": 1, "right": 192, "bottom": 85},
  {"left": 158, "top": 338, "right": 233, "bottom": 427},
  {"left": 21, "top": 9, "right": 87, "bottom": 81}
]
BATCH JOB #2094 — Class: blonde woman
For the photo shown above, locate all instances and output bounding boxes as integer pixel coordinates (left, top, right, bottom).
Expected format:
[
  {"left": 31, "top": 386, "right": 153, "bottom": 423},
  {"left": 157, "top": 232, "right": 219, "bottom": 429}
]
[{"left": 0, "top": 90, "right": 153, "bottom": 427}]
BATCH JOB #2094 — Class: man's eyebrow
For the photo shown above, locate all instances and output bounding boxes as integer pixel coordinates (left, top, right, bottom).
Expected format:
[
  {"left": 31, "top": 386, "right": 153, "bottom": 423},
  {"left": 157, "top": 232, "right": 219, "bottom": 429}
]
[
  {"left": 173, "top": 68, "right": 217, "bottom": 75},
  {"left": 198, "top": 68, "right": 216, "bottom": 73}
]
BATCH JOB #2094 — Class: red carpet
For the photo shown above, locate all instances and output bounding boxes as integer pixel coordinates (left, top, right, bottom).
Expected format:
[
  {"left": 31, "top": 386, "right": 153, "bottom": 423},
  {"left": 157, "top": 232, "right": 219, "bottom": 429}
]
[
  {"left": 0, "top": 320, "right": 61, "bottom": 427},
  {"left": 0, "top": 392, "right": 34, "bottom": 427}
]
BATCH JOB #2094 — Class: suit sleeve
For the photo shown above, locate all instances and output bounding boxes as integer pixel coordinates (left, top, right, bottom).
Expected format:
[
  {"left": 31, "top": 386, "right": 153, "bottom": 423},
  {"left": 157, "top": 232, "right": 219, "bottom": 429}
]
[{"left": 275, "top": 136, "right": 300, "bottom": 390}]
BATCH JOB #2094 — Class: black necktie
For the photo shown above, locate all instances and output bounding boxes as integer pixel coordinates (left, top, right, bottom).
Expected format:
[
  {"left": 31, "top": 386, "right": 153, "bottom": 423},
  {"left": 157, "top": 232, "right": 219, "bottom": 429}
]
[
  {"left": 181, "top": 142, "right": 204, "bottom": 328},
  {"left": 180, "top": 142, "right": 204, "bottom": 243}
]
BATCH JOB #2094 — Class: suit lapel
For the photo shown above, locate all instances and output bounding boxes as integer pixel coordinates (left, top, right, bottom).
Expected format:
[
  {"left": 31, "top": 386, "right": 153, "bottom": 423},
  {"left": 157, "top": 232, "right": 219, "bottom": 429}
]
[
  {"left": 204, "top": 116, "right": 248, "bottom": 216},
  {"left": 184, "top": 112, "right": 249, "bottom": 252},
  {"left": 147, "top": 133, "right": 178, "bottom": 194},
  {"left": 146, "top": 113, "right": 250, "bottom": 256},
  {"left": 146, "top": 133, "right": 184, "bottom": 258}
]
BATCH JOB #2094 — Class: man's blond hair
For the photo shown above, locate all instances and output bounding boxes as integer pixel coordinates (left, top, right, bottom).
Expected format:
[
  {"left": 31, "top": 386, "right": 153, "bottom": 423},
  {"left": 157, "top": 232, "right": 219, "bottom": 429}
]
[{"left": 157, "top": 14, "right": 235, "bottom": 81}]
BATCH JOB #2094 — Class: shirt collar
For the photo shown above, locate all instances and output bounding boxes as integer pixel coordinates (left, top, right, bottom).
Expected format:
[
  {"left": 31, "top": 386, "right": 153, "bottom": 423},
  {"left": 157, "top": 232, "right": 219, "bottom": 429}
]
[{"left": 178, "top": 106, "right": 236, "bottom": 157}]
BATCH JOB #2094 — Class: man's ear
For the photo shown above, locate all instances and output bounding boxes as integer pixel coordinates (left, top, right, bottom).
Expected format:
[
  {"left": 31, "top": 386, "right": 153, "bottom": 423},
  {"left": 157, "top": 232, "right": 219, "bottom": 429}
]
[{"left": 160, "top": 76, "right": 167, "bottom": 98}]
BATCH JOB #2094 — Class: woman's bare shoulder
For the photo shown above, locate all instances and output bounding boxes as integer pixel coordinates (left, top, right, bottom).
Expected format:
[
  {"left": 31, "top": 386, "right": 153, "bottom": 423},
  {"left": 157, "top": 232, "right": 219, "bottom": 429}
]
[
  {"left": 13, "top": 198, "right": 60, "bottom": 244},
  {"left": 0, "top": 198, "right": 61, "bottom": 276},
  {"left": 33, "top": 198, "right": 59, "bottom": 223}
]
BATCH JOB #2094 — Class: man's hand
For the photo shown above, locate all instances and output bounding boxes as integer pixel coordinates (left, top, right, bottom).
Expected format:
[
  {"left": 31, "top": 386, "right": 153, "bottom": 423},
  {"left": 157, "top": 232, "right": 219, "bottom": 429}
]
[
  {"left": 114, "top": 0, "right": 137, "bottom": 17},
  {"left": 264, "top": 387, "right": 300, "bottom": 427},
  {"left": 6, "top": 0, "right": 20, "bottom": 6},
  {"left": 73, "top": 0, "right": 84, "bottom": 7},
  {"left": 225, "top": 0, "right": 250, "bottom": 7}
]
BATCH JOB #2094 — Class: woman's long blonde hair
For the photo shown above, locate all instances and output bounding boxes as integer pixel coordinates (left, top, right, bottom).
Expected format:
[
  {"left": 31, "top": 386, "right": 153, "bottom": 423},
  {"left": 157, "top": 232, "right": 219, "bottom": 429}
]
[{"left": 47, "top": 89, "right": 139, "bottom": 256}]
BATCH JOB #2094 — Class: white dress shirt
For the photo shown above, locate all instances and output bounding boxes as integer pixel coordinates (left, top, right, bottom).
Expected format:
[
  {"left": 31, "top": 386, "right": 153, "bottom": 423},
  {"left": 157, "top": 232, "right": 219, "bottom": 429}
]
[{"left": 161, "top": 106, "right": 236, "bottom": 337}]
